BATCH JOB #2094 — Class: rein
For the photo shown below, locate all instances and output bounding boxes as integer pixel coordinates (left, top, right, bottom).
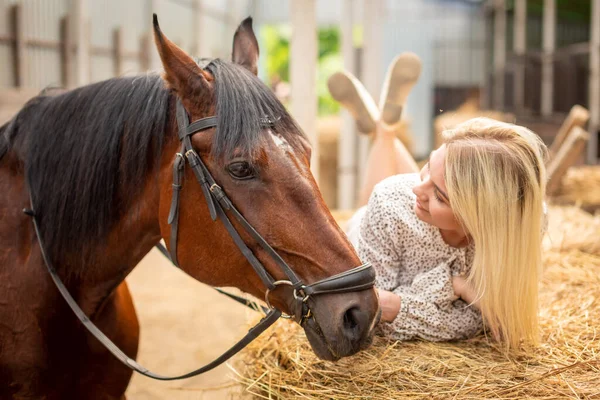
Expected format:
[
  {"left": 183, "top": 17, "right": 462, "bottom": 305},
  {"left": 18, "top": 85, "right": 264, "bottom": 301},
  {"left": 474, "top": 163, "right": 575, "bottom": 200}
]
[{"left": 24, "top": 98, "right": 375, "bottom": 381}]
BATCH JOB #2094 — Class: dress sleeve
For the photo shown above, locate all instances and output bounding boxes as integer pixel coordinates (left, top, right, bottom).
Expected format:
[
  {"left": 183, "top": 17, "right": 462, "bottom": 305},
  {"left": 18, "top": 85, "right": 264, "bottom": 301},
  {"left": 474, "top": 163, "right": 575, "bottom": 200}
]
[
  {"left": 379, "top": 260, "right": 483, "bottom": 341},
  {"left": 357, "top": 190, "right": 404, "bottom": 291}
]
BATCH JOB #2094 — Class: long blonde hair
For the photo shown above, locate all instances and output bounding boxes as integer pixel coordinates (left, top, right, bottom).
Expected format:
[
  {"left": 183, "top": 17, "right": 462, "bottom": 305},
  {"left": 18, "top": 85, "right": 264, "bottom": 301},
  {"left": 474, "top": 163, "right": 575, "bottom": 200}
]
[{"left": 443, "top": 117, "right": 547, "bottom": 350}]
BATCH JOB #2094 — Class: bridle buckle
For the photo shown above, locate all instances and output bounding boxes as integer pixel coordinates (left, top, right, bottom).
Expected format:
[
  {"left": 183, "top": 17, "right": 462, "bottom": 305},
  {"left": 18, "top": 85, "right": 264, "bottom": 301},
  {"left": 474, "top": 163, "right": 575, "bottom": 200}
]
[
  {"left": 293, "top": 287, "right": 310, "bottom": 303},
  {"left": 264, "top": 280, "right": 295, "bottom": 320}
]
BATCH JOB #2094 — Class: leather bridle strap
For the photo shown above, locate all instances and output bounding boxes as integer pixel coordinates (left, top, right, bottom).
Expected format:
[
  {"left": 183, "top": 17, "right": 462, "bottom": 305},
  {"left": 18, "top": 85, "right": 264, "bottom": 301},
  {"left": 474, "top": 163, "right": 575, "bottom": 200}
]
[
  {"left": 155, "top": 242, "right": 269, "bottom": 313},
  {"left": 25, "top": 207, "right": 281, "bottom": 381},
  {"left": 166, "top": 149, "right": 184, "bottom": 265},
  {"left": 176, "top": 100, "right": 302, "bottom": 289}
]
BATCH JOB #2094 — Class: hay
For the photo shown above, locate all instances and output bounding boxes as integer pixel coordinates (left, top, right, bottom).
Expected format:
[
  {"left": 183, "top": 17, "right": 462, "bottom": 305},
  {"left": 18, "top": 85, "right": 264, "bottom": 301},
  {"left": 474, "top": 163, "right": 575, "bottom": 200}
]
[
  {"left": 545, "top": 205, "right": 600, "bottom": 256},
  {"left": 233, "top": 206, "right": 600, "bottom": 399},
  {"left": 552, "top": 166, "right": 600, "bottom": 212}
]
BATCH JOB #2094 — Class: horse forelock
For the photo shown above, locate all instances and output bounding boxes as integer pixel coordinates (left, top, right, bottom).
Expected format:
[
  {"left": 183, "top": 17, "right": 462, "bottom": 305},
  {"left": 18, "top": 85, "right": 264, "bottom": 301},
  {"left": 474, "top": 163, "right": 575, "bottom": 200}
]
[{"left": 205, "top": 59, "right": 306, "bottom": 164}]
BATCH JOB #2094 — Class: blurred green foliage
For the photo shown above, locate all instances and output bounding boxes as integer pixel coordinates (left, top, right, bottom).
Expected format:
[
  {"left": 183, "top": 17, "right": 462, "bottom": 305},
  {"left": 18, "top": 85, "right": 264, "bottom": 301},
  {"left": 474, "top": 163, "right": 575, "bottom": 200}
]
[
  {"left": 260, "top": 24, "right": 343, "bottom": 116},
  {"left": 507, "top": 0, "right": 591, "bottom": 21}
]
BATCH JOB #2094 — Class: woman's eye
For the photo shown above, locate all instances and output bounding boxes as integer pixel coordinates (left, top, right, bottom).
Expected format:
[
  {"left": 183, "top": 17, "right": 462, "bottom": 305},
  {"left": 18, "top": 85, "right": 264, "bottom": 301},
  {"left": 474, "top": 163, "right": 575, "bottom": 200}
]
[{"left": 227, "top": 161, "right": 254, "bottom": 179}]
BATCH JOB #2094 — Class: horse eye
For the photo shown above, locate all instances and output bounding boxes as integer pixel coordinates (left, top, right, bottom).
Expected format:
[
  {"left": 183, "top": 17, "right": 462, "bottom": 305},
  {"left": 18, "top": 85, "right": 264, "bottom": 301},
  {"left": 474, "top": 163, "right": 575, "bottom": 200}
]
[{"left": 227, "top": 161, "right": 254, "bottom": 179}]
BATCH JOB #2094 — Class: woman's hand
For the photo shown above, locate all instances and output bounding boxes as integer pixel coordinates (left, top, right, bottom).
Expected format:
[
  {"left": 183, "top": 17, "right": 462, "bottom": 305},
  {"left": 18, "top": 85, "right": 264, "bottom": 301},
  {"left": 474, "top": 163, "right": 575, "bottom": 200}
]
[
  {"left": 452, "top": 276, "right": 480, "bottom": 309},
  {"left": 376, "top": 289, "right": 401, "bottom": 322}
]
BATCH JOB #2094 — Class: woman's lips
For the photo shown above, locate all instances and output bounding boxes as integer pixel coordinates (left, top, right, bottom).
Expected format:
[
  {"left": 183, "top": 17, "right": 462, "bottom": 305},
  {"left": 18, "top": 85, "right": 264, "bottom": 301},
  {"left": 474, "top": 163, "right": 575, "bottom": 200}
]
[{"left": 416, "top": 199, "right": 429, "bottom": 213}]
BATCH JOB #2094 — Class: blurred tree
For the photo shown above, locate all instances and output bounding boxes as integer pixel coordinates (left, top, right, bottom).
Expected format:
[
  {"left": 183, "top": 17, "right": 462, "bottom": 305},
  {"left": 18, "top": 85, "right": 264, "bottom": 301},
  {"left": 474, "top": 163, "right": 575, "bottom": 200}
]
[{"left": 260, "top": 25, "right": 342, "bottom": 116}]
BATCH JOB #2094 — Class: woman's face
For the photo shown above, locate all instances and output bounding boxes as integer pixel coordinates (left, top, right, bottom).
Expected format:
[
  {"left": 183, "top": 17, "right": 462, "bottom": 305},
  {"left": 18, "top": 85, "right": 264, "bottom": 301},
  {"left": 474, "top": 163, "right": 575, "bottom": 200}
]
[{"left": 412, "top": 145, "right": 465, "bottom": 233}]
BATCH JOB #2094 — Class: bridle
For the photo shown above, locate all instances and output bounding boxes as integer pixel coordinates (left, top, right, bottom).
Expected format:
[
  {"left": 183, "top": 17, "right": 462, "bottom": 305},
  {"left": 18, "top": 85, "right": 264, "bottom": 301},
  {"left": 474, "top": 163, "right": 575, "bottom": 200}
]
[{"left": 25, "top": 97, "right": 376, "bottom": 381}]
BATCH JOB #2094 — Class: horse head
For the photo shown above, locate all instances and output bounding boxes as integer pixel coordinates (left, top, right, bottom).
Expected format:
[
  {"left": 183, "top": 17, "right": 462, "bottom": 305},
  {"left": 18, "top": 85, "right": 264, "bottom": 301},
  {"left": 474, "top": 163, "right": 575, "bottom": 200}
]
[{"left": 153, "top": 16, "right": 380, "bottom": 360}]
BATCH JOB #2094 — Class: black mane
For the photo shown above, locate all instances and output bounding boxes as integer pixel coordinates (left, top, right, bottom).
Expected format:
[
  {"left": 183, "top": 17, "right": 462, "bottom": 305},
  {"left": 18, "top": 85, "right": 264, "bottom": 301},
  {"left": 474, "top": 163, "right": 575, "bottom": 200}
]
[
  {"left": 2, "top": 60, "right": 306, "bottom": 269},
  {"left": 4, "top": 75, "right": 170, "bottom": 267},
  {"left": 206, "top": 59, "right": 305, "bottom": 161}
]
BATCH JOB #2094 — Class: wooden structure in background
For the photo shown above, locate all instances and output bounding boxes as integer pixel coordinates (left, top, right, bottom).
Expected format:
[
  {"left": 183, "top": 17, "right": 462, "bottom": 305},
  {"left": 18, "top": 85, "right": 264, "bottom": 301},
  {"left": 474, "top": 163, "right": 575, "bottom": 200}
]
[
  {"left": 0, "top": 0, "right": 243, "bottom": 91},
  {"left": 1, "top": 3, "right": 144, "bottom": 89},
  {"left": 547, "top": 126, "right": 590, "bottom": 195},
  {"left": 486, "top": 0, "right": 600, "bottom": 164},
  {"left": 337, "top": 0, "right": 358, "bottom": 210},
  {"left": 290, "top": 0, "right": 318, "bottom": 180},
  {"left": 548, "top": 105, "right": 590, "bottom": 158}
]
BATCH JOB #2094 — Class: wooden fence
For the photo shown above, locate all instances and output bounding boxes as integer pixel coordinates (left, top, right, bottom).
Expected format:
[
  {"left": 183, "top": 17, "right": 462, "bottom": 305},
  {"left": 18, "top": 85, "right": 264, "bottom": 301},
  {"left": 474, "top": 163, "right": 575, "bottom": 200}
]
[{"left": 0, "top": 3, "right": 151, "bottom": 89}]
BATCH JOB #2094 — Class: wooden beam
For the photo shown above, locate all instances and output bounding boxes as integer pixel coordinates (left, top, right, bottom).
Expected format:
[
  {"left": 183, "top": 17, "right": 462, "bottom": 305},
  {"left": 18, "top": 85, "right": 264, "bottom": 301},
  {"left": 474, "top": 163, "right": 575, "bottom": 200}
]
[
  {"left": 547, "top": 126, "right": 590, "bottom": 195},
  {"left": 290, "top": 0, "right": 318, "bottom": 180},
  {"left": 492, "top": 0, "right": 506, "bottom": 110},
  {"left": 513, "top": 0, "right": 526, "bottom": 111},
  {"left": 589, "top": 0, "right": 600, "bottom": 163},
  {"left": 338, "top": 0, "right": 358, "bottom": 209},
  {"left": 9, "top": 4, "right": 26, "bottom": 88},
  {"left": 541, "top": 0, "right": 556, "bottom": 117},
  {"left": 139, "top": 33, "right": 151, "bottom": 72},
  {"left": 60, "top": 16, "right": 73, "bottom": 88},
  {"left": 359, "top": 0, "right": 383, "bottom": 189},
  {"left": 72, "top": 0, "right": 91, "bottom": 86},
  {"left": 548, "top": 105, "right": 590, "bottom": 159},
  {"left": 112, "top": 27, "right": 123, "bottom": 77},
  {"left": 191, "top": 0, "right": 202, "bottom": 56}
]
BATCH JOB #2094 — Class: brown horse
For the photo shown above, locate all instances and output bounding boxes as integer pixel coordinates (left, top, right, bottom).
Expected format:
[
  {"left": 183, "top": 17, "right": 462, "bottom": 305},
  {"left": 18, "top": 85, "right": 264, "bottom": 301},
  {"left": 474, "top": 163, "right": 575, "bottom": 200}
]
[{"left": 0, "top": 16, "right": 380, "bottom": 399}]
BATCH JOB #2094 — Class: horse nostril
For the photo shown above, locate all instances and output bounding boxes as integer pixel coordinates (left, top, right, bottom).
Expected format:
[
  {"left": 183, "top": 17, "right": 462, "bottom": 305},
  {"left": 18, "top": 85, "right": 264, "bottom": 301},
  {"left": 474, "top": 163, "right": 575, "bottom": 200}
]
[
  {"left": 342, "top": 306, "right": 366, "bottom": 342},
  {"left": 344, "top": 307, "right": 359, "bottom": 330}
]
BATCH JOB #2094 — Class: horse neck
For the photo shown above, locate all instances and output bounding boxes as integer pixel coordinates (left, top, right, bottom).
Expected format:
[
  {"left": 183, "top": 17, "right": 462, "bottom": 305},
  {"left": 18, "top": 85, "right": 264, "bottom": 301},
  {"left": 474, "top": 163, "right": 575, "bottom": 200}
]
[{"left": 70, "top": 123, "right": 182, "bottom": 315}]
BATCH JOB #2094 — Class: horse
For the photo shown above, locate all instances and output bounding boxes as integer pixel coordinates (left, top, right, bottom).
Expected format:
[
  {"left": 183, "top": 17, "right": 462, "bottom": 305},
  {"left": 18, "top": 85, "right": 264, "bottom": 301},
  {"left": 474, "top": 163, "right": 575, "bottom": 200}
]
[{"left": 0, "top": 15, "right": 380, "bottom": 399}]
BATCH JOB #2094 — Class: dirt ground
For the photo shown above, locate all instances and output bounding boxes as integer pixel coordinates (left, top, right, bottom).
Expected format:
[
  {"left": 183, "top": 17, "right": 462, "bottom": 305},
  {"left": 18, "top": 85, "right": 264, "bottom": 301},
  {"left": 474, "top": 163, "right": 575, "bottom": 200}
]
[{"left": 124, "top": 248, "right": 256, "bottom": 399}]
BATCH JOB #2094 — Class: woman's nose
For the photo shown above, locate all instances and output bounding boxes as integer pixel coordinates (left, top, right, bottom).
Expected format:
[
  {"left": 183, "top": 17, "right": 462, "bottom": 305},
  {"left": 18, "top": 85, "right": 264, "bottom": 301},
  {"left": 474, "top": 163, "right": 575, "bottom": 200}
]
[{"left": 412, "top": 184, "right": 427, "bottom": 200}]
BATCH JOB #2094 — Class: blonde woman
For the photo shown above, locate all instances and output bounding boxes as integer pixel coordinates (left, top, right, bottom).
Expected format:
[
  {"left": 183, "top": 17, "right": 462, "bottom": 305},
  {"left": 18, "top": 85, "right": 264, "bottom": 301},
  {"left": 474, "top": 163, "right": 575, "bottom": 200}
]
[{"left": 331, "top": 56, "right": 548, "bottom": 350}]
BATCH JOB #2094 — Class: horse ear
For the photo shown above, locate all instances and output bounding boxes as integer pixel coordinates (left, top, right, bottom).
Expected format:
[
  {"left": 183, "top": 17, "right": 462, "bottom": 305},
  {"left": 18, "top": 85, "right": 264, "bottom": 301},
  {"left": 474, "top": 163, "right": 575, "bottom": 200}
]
[
  {"left": 153, "top": 14, "right": 211, "bottom": 99},
  {"left": 232, "top": 17, "right": 259, "bottom": 75}
]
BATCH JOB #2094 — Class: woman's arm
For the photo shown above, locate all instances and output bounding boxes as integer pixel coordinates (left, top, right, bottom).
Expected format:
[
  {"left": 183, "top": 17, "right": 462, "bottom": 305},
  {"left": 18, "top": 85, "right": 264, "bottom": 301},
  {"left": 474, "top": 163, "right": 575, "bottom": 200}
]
[
  {"left": 377, "top": 289, "right": 402, "bottom": 322},
  {"left": 376, "top": 262, "right": 483, "bottom": 341},
  {"left": 452, "top": 276, "right": 480, "bottom": 309},
  {"left": 378, "top": 275, "right": 479, "bottom": 323}
]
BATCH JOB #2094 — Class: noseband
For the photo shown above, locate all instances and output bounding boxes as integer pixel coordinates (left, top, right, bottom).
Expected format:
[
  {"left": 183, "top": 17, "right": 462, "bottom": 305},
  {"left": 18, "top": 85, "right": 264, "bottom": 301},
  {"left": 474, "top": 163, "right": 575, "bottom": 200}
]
[{"left": 25, "top": 98, "right": 375, "bottom": 381}]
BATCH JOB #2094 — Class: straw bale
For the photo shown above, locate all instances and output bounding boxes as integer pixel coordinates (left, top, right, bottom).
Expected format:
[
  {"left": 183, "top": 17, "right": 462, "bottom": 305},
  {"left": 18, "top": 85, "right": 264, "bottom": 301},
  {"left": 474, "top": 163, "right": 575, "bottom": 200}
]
[
  {"left": 545, "top": 205, "right": 600, "bottom": 256},
  {"left": 233, "top": 206, "right": 600, "bottom": 399},
  {"left": 552, "top": 166, "right": 600, "bottom": 212}
]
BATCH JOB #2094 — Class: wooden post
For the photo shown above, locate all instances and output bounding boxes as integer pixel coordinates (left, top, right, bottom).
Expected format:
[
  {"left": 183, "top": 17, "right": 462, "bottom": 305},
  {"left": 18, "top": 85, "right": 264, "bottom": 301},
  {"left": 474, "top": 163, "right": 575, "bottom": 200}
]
[
  {"left": 112, "top": 27, "right": 123, "bottom": 77},
  {"left": 482, "top": 4, "right": 493, "bottom": 109},
  {"left": 191, "top": 0, "right": 203, "bottom": 56},
  {"left": 60, "top": 16, "right": 74, "bottom": 88},
  {"left": 548, "top": 105, "right": 590, "bottom": 159},
  {"left": 72, "top": 0, "right": 91, "bottom": 86},
  {"left": 337, "top": 0, "right": 358, "bottom": 210},
  {"left": 493, "top": 0, "right": 506, "bottom": 110},
  {"left": 541, "top": 0, "right": 555, "bottom": 117},
  {"left": 513, "top": 0, "right": 526, "bottom": 112},
  {"left": 589, "top": 0, "right": 600, "bottom": 163},
  {"left": 547, "top": 126, "right": 590, "bottom": 195},
  {"left": 358, "top": 0, "right": 383, "bottom": 190},
  {"left": 9, "top": 4, "right": 26, "bottom": 88},
  {"left": 290, "top": 0, "right": 318, "bottom": 180},
  {"left": 139, "top": 33, "right": 151, "bottom": 72}
]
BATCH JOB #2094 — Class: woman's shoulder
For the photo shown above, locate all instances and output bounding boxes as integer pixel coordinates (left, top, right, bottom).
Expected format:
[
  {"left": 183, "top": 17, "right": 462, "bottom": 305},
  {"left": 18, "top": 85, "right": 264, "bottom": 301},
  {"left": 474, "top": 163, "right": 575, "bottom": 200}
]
[
  {"left": 364, "top": 173, "right": 421, "bottom": 228},
  {"left": 371, "top": 173, "right": 420, "bottom": 205}
]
